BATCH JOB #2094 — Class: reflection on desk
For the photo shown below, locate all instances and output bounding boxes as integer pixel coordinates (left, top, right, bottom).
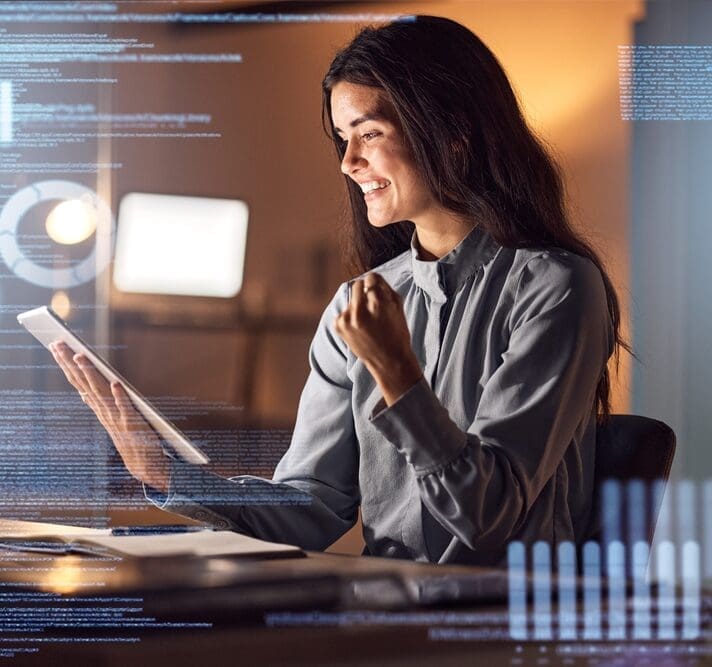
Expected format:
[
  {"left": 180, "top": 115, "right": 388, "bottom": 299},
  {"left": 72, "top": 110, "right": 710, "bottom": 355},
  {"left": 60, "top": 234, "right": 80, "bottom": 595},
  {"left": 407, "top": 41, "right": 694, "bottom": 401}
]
[
  {"left": 0, "top": 539, "right": 516, "bottom": 666},
  {"left": 0, "top": 546, "right": 508, "bottom": 612},
  {"left": 0, "top": 526, "right": 709, "bottom": 666}
]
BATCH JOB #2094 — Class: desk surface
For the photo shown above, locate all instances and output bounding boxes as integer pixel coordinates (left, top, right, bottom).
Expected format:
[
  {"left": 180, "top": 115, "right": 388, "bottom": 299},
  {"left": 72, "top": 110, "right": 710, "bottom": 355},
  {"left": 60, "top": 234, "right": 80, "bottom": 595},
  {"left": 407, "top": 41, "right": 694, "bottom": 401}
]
[
  {"left": 0, "top": 546, "right": 509, "bottom": 607},
  {"left": 0, "top": 545, "right": 517, "bottom": 666},
  {"left": 0, "top": 536, "right": 709, "bottom": 666}
]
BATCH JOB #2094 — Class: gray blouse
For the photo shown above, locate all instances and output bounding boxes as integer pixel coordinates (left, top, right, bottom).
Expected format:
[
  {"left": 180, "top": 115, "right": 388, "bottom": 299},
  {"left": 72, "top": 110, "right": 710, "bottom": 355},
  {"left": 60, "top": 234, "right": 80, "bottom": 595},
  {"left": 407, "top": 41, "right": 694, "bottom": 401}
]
[{"left": 147, "top": 226, "right": 614, "bottom": 566}]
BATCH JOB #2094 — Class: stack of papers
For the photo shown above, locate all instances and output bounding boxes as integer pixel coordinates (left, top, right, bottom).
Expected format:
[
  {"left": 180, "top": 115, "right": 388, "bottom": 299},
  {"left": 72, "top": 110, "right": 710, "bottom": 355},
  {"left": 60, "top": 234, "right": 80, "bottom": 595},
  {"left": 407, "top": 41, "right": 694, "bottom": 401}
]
[
  {"left": 0, "top": 520, "right": 302, "bottom": 559},
  {"left": 83, "top": 531, "right": 302, "bottom": 558}
]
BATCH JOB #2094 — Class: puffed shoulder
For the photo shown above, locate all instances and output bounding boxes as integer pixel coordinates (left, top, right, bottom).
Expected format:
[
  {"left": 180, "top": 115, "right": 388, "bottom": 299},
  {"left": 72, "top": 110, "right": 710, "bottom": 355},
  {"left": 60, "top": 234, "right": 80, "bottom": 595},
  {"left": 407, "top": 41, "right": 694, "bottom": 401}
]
[
  {"left": 347, "top": 248, "right": 413, "bottom": 294},
  {"left": 307, "top": 282, "right": 354, "bottom": 380},
  {"left": 315, "top": 281, "right": 351, "bottom": 338},
  {"left": 322, "top": 281, "right": 349, "bottom": 310},
  {"left": 509, "top": 249, "right": 609, "bottom": 333}
]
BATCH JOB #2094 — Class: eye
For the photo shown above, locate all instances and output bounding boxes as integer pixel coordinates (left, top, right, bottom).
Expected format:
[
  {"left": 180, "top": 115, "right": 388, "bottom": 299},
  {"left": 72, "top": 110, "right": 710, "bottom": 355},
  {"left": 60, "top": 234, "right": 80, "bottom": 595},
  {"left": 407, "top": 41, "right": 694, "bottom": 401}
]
[{"left": 361, "top": 131, "right": 381, "bottom": 141}]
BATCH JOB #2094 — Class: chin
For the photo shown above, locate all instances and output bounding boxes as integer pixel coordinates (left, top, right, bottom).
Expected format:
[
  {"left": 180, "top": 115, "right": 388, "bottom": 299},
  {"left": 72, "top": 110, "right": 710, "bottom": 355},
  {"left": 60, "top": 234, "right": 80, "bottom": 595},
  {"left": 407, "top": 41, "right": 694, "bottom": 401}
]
[
  {"left": 366, "top": 211, "right": 403, "bottom": 228},
  {"left": 367, "top": 218, "right": 395, "bottom": 228}
]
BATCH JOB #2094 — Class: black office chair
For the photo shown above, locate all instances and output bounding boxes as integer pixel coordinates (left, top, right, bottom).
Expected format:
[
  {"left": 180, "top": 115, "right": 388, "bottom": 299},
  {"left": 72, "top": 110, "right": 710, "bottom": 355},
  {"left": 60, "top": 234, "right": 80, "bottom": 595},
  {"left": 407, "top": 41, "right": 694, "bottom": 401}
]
[{"left": 585, "top": 414, "right": 676, "bottom": 547}]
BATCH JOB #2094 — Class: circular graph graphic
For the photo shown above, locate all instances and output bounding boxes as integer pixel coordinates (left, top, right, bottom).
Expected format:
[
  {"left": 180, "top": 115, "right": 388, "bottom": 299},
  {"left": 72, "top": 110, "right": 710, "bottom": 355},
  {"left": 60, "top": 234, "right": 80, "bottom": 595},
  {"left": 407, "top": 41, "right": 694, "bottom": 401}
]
[{"left": 0, "top": 180, "right": 115, "bottom": 289}]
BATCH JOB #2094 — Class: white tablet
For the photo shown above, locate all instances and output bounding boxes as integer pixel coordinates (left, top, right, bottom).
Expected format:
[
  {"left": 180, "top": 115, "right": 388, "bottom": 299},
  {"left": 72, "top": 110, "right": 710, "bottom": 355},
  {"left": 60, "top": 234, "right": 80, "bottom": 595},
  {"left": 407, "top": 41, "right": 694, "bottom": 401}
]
[{"left": 17, "top": 306, "right": 209, "bottom": 465}]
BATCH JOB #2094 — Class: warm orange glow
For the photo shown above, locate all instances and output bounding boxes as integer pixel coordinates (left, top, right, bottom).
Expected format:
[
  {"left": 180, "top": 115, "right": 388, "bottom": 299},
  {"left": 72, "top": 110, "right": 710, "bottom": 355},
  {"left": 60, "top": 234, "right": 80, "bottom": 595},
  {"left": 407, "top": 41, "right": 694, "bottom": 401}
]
[
  {"left": 45, "top": 198, "right": 97, "bottom": 245},
  {"left": 43, "top": 556, "right": 85, "bottom": 595},
  {"left": 50, "top": 291, "right": 71, "bottom": 320}
]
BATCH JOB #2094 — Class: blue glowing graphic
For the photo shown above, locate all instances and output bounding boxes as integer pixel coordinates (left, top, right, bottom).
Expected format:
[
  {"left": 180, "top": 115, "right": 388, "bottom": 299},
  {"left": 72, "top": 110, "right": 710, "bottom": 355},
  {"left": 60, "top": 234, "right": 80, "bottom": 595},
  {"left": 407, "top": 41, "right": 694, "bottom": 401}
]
[
  {"left": 507, "top": 540, "right": 527, "bottom": 640},
  {"left": 631, "top": 540, "right": 652, "bottom": 639},
  {"left": 557, "top": 541, "right": 577, "bottom": 640},
  {"left": 607, "top": 540, "right": 626, "bottom": 640},
  {"left": 506, "top": 479, "right": 708, "bottom": 644},
  {"left": 582, "top": 541, "right": 602, "bottom": 640},
  {"left": 532, "top": 541, "right": 552, "bottom": 640},
  {"left": 0, "top": 180, "right": 115, "bottom": 288},
  {"left": 0, "top": 81, "right": 11, "bottom": 143}
]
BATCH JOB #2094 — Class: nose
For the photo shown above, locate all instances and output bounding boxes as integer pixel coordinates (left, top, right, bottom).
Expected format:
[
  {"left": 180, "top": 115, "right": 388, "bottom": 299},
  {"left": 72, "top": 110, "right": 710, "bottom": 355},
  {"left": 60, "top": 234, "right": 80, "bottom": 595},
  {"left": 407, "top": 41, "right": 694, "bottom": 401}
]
[{"left": 340, "top": 140, "right": 366, "bottom": 176}]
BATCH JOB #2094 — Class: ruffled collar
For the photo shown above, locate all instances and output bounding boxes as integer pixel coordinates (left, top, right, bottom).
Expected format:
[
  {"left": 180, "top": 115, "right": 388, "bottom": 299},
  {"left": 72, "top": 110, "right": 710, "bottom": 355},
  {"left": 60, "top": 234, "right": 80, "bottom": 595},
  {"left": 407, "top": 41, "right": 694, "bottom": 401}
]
[{"left": 410, "top": 225, "right": 500, "bottom": 301}]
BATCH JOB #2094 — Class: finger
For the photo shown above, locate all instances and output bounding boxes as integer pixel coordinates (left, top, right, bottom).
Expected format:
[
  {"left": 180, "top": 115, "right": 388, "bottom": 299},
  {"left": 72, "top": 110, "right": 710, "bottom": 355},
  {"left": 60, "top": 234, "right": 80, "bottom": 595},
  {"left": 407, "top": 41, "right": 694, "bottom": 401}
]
[
  {"left": 361, "top": 273, "right": 383, "bottom": 313},
  {"left": 110, "top": 382, "right": 143, "bottom": 430},
  {"left": 73, "top": 369, "right": 113, "bottom": 426},
  {"left": 51, "top": 342, "right": 80, "bottom": 379},
  {"left": 363, "top": 272, "right": 380, "bottom": 291},
  {"left": 110, "top": 383, "right": 164, "bottom": 476},
  {"left": 50, "top": 344, "right": 75, "bottom": 385},
  {"left": 350, "top": 279, "right": 365, "bottom": 322},
  {"left": 335, "top": 306, "right": 351, "bottom": 328},
  {"left": 83, "top": 392, "right": 114, "bottom": 432},
  {"left": 74, "top": 354, "right": 117, "bottom": 420},
  {"left": 370, "top": 272, "right": 399, "bottom": 302},
  {"left": 111, "top": 382, "right": 130, "bottom": 413},
  {"left": 74, "top": 355, "right": 112, "bottom": 400},
  {"left": 52, "top": 344, "right": 113, "bottom": 426},
  {"left": 366, "top": 274, "right": 398, "bottom": 308},
  {"left": 51, "top": 343, "right": 91, "bottom": 394},
  {"left": 365, "top": 290, "right": 380, "bottom": 316}
]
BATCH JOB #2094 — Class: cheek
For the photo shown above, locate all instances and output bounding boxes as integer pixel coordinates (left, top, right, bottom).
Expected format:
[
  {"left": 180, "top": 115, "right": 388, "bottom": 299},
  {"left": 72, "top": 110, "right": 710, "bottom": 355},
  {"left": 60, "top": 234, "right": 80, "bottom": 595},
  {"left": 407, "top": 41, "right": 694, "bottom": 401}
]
[
  {"left": 379, "top": 140, "right": 409, "bottom": 170},
  {"left": 400, "top": 169, "right": 432, "bottom": 206},
  {"left": 387, "top": 149, "right": 425, "bottom": 194}
]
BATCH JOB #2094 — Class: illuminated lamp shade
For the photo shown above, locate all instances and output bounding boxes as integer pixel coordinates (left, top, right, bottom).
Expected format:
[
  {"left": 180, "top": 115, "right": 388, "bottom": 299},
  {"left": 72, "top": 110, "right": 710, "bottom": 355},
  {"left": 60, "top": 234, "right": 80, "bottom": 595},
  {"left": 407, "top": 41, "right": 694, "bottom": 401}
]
[
  {"left": 45, "top": 198, "right": 98, "bottom": 245},
  {"left": 113, "top": 193, "right": 248, "bottom": 298}
]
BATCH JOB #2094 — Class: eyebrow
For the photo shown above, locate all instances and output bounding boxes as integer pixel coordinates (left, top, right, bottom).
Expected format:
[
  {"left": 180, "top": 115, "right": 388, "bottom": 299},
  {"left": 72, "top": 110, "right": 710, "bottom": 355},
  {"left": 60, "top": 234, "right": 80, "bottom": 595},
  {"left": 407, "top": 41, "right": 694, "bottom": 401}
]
[{"left": 333, "top": 112, "right": 386, "bottom": 135}]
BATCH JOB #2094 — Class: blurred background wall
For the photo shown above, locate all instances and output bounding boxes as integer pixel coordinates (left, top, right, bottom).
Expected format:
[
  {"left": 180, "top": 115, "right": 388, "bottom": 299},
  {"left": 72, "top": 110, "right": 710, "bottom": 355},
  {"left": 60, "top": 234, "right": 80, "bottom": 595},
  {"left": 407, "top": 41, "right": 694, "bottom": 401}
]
[
  {"left": 109, "top": 0, "right": 643, "bottom": 419},
  {"left": 9, "top": 1, "right": 702, "bottom": 556},
  {"left": 112, "top": 0, "right": 644, "bottom": 551}
]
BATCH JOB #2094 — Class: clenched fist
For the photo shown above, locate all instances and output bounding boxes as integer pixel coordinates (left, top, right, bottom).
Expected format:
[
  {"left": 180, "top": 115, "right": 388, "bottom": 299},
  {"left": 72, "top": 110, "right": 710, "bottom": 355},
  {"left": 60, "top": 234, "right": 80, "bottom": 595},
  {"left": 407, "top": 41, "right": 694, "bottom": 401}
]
[{"left": 334, "top": 272, "right": 423, "bottom": 406}]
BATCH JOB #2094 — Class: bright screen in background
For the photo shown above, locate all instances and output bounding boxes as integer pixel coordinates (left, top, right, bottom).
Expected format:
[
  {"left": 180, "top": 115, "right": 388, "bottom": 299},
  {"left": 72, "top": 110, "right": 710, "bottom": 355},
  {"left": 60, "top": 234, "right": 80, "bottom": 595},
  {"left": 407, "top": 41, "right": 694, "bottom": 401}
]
[{"left": 113, "top": 193, "right": 248, "bottom": 298}]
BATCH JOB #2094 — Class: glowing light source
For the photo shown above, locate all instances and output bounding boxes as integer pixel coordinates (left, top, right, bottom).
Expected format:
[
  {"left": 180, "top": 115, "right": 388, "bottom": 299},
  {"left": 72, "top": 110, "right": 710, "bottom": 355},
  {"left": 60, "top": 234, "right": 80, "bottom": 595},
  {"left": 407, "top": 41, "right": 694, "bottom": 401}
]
[
  {"left": 44, "top": 556, "right": 85, "bottom": 595},
  {"left": 50, "top": 290, "right": 71, "bottom": 319},
  {"left": 113, "top": 193, "right": 248, "bottom": 298},
  {"left": 45, "top": 198, "right": 98, "bottom": 245}
]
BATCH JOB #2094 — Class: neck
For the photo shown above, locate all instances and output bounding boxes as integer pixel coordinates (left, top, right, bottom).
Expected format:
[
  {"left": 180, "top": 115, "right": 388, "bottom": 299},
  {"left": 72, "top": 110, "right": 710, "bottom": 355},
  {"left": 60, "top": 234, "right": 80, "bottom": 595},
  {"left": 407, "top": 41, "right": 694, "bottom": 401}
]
[{"left": 414, "top": 216, "right": 475, "bottom": 260}]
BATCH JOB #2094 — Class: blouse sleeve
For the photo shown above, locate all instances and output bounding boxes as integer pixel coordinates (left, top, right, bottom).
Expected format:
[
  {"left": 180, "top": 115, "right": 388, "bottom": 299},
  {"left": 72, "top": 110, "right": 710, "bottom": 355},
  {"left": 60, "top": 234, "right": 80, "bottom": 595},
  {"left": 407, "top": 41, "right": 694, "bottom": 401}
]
[
  {"left": 144, "top": 283, "right": 360, "bottom": 551},
  {"left": 369, "top": 252, "right": 614, "bottom": 551}
]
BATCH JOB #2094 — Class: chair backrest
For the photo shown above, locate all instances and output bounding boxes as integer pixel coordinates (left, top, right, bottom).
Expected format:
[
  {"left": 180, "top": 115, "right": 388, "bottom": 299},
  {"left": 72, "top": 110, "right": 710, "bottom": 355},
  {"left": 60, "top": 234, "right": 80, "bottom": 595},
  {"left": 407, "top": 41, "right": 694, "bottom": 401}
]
[{"left": 586, "top": 414, "right": 676, "bottom": 546}]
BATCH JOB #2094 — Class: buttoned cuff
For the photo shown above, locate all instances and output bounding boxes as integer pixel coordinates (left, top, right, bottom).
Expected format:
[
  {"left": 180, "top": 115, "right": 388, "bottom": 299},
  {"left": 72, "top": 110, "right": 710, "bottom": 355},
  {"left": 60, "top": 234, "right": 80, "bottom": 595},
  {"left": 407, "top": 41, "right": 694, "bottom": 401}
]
[
  {"left": 369, "top": 377, "right": 468, "bottom": 474},
  {"left": 143, "top": 459, "right": 237, "bottom": 530}
]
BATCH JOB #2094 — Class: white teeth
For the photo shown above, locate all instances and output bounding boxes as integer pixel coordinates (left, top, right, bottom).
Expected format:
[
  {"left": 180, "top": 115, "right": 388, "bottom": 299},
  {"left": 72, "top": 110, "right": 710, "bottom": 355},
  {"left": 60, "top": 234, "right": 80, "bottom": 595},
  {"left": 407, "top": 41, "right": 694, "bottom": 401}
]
[{"left": 360, "top": 180, "right": 390, "bottom": 193}]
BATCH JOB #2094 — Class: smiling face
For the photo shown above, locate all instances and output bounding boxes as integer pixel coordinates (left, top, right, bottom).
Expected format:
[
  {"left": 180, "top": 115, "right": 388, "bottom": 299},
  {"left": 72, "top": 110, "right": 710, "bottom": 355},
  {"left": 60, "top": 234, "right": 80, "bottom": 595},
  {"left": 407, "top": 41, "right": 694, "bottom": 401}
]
[{"left": 330, "top": 81, "right": 443, "bottom": 229}]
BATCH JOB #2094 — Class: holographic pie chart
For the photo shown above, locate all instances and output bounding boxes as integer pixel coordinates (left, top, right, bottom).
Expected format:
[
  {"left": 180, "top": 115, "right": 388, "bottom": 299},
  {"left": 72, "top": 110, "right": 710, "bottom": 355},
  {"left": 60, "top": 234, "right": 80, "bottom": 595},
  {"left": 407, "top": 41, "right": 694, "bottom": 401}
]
[{"left": 0, "top": 180, "right": 115, "bottom": 289}]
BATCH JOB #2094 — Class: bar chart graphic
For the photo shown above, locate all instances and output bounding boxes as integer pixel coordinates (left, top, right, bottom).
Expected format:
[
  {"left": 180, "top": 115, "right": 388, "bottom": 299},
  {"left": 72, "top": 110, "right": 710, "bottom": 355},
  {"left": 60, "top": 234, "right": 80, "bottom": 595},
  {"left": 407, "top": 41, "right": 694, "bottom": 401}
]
[{"left": 507, "top": 479, "right": 709, "bottom": 642}]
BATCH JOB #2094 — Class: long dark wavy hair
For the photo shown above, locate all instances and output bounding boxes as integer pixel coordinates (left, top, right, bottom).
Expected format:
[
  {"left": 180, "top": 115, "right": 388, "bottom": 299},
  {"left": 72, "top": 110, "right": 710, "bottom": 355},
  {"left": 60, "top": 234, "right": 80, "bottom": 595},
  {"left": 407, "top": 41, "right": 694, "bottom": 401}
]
[{"left": 321, "top": 15, "right": 629, "bottom": 420}]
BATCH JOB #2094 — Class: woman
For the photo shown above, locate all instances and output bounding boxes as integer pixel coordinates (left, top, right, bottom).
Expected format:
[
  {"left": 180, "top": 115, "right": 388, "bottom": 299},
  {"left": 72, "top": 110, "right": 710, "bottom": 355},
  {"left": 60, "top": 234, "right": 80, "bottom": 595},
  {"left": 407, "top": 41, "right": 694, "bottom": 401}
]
[{"left": 51, "top": 16, "right": 623, "bottom": 566}]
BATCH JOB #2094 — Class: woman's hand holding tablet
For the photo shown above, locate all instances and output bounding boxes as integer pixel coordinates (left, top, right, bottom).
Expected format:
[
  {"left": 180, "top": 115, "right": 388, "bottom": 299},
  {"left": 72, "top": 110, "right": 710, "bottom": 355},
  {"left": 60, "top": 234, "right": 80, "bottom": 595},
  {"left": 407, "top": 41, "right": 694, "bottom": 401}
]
[
  {"left": 17, "top": 305, "right": 209, "bottom": 467},
  {"left": 50, "top": 342, "right": 170, "bottom": 493}
]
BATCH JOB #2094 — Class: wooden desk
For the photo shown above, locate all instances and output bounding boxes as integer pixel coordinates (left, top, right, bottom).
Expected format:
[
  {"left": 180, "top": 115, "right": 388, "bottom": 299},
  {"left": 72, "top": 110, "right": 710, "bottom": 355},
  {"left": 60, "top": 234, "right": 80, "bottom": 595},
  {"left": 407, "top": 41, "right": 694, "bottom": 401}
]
[
  {"left": 0, "top": 544, "right": 516, "bottom": 666},
  {"left": 0, "top": 546, "right": 708, "bottom": 666}
]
